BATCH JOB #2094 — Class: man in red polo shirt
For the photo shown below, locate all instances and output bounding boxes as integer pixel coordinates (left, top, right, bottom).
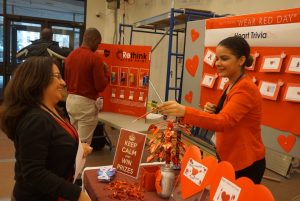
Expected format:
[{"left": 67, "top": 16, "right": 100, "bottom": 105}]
[{"left": 65, "top": 27, "right": 110, "bottom": 145}]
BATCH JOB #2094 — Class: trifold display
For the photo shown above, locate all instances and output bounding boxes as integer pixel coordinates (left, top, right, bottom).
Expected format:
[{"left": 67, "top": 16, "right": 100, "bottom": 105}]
[
  {"left": 97, "top": 44, "right": 151, "bottom": 117},
  {"left": 198, "top": 8, "right": 300, "bottom": 135}
]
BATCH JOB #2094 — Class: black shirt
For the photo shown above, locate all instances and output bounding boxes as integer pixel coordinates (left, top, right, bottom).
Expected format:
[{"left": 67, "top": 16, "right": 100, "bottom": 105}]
[{"left": 13, "top": 107, "right": 81, "bottom": 201}]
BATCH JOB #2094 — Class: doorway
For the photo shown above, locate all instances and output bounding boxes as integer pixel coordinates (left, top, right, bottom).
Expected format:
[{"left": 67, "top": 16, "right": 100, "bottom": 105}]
[{"left": 0, "top": 17, "right": 83, "bottom": 99}]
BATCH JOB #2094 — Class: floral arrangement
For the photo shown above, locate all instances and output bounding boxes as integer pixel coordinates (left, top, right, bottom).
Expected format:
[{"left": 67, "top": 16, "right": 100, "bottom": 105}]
[{"left": 146, "top": 120, "right": 191, "bottom": 167}]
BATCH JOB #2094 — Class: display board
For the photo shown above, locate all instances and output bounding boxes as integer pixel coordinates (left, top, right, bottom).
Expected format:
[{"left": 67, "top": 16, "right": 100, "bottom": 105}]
[
  {"left": 181, "top": 8, "right": 300, "bottom": 158},
  {"left": 181, "top": 20, "right": 206, "bottom": 108},
  {"left": 98, "top": 44, "right": 151, "bottom": 117}
]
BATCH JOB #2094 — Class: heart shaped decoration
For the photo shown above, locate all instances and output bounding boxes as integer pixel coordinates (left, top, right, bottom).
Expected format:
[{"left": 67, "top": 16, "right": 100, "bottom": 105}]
[
  {"left": 210, "top": 162, "right": 275, "bottom": 201},
  {"left": 191, "top": 29, "right": 200, "bottom": 42},
  {"left": 210, "top": 161, "right": 236, "bottom": 201},
  {"left": 277, "top": 134, "right": 296, "bottom": 153},
  {"left": 184, "top": 91, "right": 193, "bottom": 103},
  {"left": 247, "top": 184, "right": 275, "bottom": 201},
  {"left": 180, "top": 146, "right": 218, "bottom": 199},
  {"left": 221, "top": 191, "right": 231, "bottom": 201},
  {"left": 235, "top": 177, "right": 275, "bottom": 201},
  {"left": 185, "top": 55, "right": 199, "bottom": 77}
]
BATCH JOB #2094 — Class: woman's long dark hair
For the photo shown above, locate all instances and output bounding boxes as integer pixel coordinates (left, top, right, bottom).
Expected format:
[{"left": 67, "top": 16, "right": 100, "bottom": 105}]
[{"left": 0, "top": 57, "right": 56, "bottom": 140}]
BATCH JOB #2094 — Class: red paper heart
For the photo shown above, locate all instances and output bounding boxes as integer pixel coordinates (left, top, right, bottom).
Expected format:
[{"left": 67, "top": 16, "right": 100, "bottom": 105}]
[
  {"left": 210, "top": 162, "right": 275, "bottom": 201},
  {"left": 184, "top": 91, "right": 193, "bottom": 103},
  {"left": 210, "top": 161, "right": 236, "bottom": 201},
  {"left": 277, "top": 134, "right": 296, "bottom": 153},
  {"left": 297, "top": 91, "right": 300, "bottom": 95},
  {"left": 191, "top": 29, "right": 200, "bottom": 42},
  {"left": 180, "top": 146, "right": 218, "bottom": 199},
  {"left": 185, "top": 55, "right": 199, "bottom": 77}
]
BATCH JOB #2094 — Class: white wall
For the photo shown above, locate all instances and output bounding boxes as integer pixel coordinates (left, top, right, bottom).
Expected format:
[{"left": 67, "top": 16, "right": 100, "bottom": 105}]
[
  {"left": 86, "top": 0, "right": 119, "bottom": 43},
  {"left": 86, "top": 0, "right": 300, "bottom": 102},
  {"left": 87, "top": 0, "right": 300, "bottom": 42}
]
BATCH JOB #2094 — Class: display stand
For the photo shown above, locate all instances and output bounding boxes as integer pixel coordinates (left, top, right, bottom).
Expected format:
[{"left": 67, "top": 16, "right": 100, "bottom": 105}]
[{"left": 119, "top": 8, "right": 224, "bottom": 102}]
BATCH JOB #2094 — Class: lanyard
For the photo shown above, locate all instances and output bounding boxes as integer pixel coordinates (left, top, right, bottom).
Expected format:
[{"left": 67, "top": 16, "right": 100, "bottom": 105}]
[{"left": 40, "top": 104, "right": 79, "bottom": 143}]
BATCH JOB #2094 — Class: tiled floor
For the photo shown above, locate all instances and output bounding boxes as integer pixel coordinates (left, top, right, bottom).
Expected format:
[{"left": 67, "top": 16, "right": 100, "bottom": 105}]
[{"left": 1, "top": 127, "right": 300, "bottom": 201}]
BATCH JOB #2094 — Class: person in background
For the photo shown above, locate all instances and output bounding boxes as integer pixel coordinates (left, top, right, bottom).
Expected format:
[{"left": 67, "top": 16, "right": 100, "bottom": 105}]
[
  {"left": 158, "top": 36, "right": 266, "bottom": 184},
  {"left": 16, "top": 28, "right": 71, "bottom": 63},
  {"left": 0, "top": 57, "right": 91, "bottom": 201},
  {"left": 64, "top": 28, "right": 110, "bottom": 145}
]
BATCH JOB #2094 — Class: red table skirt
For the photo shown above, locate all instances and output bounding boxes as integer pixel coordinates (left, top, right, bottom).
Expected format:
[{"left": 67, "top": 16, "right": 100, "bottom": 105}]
[{"left": 84, "top": 169, "right": 167, "bottom": 201}]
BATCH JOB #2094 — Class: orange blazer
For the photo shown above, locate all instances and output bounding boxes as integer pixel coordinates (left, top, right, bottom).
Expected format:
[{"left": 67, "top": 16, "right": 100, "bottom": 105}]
[{"left": 183, "top": 75, "right": 265, "bottom": 171}]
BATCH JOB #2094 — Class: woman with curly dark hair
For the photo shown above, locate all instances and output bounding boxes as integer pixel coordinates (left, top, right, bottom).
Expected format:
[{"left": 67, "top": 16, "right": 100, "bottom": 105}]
[{"left": 0, "top": 57, "right": 91, "bottom": 201}]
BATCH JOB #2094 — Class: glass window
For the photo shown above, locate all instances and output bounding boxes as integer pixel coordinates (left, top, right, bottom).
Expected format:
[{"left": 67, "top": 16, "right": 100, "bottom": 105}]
[
  {"left": 0, "top": 16, "right": 3, "bottom": 63},
  {"left": 12, "top": 22, "right": 42, "bottom": 52},
  {"left": 53, "top": 34, "right": 70, "bottom": 48},
  {"left": 6, "top": 0, "right": 84, "bottom": 23},
  {"left": 17, "top": 30, "right": 40, "bottom": 52},
  {"left": 52, "top": 26, "right": 81, "bottom": 50}
]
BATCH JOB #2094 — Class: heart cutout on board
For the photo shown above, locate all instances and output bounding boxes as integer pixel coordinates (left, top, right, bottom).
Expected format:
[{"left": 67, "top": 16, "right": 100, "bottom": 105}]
[
  {"left": 277, "top": 134, "right": 296, "bottom": 153},
  {"left": 210, "top": 162, "right": 275, "bottom": 201},
  {"left": 191, "top": 29, "right": 200, "bottom": 42},
  {"left": 180, "top": 145, "right": 218, "bottom": 199},
  {"left": 185, "top": 55, "right": 199, "bottom": 77},
  {"left": 184, "top": 91, "right": 193, "bottom": 103}
]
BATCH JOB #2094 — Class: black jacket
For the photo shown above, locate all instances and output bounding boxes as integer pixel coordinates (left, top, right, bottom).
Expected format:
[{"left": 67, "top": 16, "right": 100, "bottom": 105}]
[
  {"left": 16, "top": 39, "right": 71, "bottom": 60},
  {"left": 13, "top": 107, "right": 81, "bottom": 201}
]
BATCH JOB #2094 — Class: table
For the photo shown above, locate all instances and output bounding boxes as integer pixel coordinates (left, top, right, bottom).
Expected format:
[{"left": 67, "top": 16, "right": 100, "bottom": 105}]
[
  {"left": 98, "top": 112, "right": 152, "bottom": 132},
  {"left": 96, "top": 112, "right": 152, "bottom": 151},
  {"left": 97, "top": 112, "right": 216, "bottom": 158},
  {"left": 83, "top": 164, "right": 166, "bottom": 201}
]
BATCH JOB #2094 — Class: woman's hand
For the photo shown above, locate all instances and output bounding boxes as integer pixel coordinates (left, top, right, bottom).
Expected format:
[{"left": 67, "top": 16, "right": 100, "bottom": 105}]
[
  {"left": 78, "top": 191, "right": 91, "bottom": 201},
  {"left": 158, "top": 101, "right": 186, "bottom": 117},
  {"left": 203, "top": 102, "right": 217, "bottom": 114},
  {"left": 82, "top": 143, "right": 93, "bottom": 158}
]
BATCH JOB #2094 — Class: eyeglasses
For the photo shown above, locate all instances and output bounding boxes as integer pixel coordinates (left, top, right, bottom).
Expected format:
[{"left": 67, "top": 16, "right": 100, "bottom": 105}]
[{"left": 51, "top": 73, "right": 63, "bottom": 80}]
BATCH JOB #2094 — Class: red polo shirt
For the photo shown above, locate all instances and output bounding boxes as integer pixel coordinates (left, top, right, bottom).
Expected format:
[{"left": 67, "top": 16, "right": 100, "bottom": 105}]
[{"left": 65, "top": 46, "right": 110, "bottom": 100}]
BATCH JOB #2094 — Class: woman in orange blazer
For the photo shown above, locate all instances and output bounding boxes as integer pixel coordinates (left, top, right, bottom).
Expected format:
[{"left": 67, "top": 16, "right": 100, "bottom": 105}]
[{"left": 159, "top": 36, "right": 266, "bottom": 184}]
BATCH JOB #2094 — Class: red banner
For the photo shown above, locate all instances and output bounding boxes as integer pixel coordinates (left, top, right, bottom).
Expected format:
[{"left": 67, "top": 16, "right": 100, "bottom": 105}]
[
  {"left": 97, "top": 44, "right": 151, "bottom": 117},
  {"left": 206, "top": 7, "right": 300, "bottom": 29}
]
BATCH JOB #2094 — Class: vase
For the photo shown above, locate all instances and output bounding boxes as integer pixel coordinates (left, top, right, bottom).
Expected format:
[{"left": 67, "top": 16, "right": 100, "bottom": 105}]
[{"left": 156, "top": 164, "right": 175, "bottom": 198}]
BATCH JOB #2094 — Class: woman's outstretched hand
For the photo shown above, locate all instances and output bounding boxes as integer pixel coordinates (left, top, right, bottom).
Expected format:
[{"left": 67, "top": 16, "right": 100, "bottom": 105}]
[{"left": 158, "top": 101, "right": 186, "bottom": 117}]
